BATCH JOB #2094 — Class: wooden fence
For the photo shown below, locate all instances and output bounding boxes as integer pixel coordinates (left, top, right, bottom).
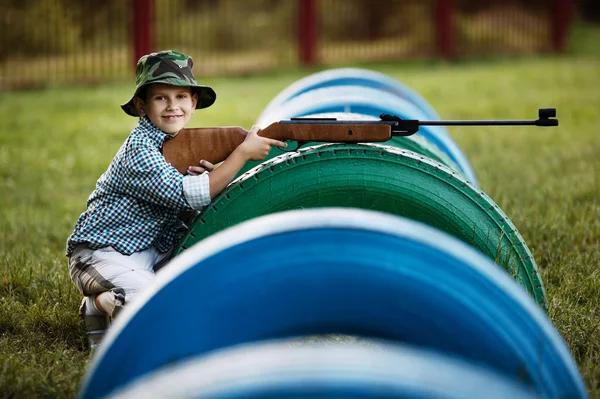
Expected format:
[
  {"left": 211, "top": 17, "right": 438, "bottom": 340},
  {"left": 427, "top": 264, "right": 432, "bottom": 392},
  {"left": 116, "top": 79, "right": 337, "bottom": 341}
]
[{"left": 0, "top": 0, "right": 576, "bottom": 89}]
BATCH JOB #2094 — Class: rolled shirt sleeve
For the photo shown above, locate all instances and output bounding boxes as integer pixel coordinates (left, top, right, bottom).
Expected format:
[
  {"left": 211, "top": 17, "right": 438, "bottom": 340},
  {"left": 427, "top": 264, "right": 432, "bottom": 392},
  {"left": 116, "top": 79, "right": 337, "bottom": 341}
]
[{"left": 182, "top": 173, "right": 211, "bottom": 209}]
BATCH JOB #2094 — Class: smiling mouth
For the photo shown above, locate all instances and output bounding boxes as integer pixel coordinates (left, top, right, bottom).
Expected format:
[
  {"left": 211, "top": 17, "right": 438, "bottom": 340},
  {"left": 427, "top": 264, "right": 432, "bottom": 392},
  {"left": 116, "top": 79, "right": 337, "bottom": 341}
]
[{"left": 163, "top": 115, "right": 183, "bottom": 121}]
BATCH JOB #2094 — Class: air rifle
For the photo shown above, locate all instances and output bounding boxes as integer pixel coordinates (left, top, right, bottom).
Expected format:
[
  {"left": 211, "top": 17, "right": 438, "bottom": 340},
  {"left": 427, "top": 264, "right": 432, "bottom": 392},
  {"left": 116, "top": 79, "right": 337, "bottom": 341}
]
[{"left": 162, "top": 108, "right": 558, "bottom": 174}]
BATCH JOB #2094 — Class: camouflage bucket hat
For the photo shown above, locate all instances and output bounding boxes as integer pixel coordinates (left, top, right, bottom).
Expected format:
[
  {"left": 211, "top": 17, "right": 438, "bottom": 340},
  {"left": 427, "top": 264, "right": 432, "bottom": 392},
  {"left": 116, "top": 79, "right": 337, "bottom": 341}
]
[{"left": 121, "top": 50, "right": 216, "bottom": 117}]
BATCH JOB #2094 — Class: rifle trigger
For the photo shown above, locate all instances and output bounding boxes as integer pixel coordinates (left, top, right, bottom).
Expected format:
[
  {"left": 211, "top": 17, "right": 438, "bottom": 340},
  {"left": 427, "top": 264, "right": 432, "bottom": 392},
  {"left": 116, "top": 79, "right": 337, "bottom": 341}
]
[{"left": 279, "top": 141, "right": 305, "bottom": 153}]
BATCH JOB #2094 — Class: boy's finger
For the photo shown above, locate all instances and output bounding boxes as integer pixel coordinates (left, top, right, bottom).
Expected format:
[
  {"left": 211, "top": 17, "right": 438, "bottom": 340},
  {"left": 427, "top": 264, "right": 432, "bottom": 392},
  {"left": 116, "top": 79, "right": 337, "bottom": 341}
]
[
  {"left": 187, "top": 166, "right": 206, "bottom": 174},
  {"left": 249, "top": 125, "right": 261, "bottom": 135},
  {"left": 199, "top": 160, "right": 215, "bottom": 171},
  {"left": 265, "top": 138, "right": 287, "bottom": 148}
]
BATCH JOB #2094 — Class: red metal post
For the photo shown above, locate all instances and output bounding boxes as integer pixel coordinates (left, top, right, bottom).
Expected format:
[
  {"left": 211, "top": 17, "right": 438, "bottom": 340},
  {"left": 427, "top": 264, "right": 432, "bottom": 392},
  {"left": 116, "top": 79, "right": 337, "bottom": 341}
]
[
  {"left": 133, "top": 0, "right": 154, "bottom": 68},
  {"left": 435, "top": 0, "right": 454, "bottom": 60},
  {"left": 298, "top": 0, "right": 318, "bottom": 66},
  {"left": 552, "top": 0, "right": 575, "bottom": 53}
]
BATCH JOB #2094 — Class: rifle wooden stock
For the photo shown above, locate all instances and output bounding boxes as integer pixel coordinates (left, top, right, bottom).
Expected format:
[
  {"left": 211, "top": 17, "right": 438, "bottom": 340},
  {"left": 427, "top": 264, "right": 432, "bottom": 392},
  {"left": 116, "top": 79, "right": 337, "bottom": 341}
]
[{"left": 162, "top": 122, "right": 393, "bottom": 174}]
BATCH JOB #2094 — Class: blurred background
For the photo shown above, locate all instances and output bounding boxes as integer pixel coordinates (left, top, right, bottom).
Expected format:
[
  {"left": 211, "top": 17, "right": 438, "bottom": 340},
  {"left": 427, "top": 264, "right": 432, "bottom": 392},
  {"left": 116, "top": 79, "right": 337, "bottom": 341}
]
[
  {"left": 0, "top": 0, "right": 596, "bottom": 89},
  {"left": 1, "top": 1, "right": 599, "bottom": 397}
]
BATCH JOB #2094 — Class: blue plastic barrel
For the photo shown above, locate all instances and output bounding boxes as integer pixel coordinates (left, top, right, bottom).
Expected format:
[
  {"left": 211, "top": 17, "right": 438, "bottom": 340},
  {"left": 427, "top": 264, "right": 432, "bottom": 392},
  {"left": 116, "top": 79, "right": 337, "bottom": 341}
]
[
  {"left": 80, "top": 209, "right": 586, "bottom": 399},
  {"left": 258, "top": 67, "right": 442, "bottom": 122},
  {"left": 105, "top": 340, "right": 541, "bottom": 399}
]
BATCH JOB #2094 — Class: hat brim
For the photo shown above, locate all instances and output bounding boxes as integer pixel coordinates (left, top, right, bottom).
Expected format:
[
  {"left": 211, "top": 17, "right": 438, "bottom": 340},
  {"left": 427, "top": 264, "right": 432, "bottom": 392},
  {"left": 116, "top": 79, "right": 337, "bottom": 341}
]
[{"left": 121, "top": 80, "right": 216, "bottom": 117}]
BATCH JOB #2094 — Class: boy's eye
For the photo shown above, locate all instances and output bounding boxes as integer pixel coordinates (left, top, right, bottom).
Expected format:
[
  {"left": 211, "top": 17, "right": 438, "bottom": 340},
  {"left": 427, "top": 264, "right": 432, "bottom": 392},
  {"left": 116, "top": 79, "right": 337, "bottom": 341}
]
[
  {"left": 177, "top": 93, "right": 188, "bottom": 99},
  {"left": 154, "top": 95, "right": 165, "bottom": 101}
]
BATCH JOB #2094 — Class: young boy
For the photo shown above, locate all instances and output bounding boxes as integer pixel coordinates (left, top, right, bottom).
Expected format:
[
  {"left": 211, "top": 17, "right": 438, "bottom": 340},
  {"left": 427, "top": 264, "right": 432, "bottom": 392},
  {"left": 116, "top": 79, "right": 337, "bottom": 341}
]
[{"left": 66, "top": 50, "right": 285, "bottom": 349}]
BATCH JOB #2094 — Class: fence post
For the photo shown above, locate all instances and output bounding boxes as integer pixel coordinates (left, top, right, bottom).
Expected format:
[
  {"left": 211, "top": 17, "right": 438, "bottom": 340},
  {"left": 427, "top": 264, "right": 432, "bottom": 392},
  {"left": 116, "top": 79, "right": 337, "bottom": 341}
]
[
  {"left": 552, "top": 0, "right": 575, "bottom": 53},
  {"left": 435, "top": 0, "right": 454, "bottom": 60},
  {"left": 298, "top": 0, "right": 318, "bottom": 66},
  {"left": 133, "top": 0, "right": 155, "bottom": 68}
]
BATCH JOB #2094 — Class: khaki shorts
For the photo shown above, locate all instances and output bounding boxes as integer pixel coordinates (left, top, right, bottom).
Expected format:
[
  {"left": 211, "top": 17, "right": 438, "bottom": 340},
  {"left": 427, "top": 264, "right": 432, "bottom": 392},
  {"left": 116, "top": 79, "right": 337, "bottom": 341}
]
[{"left": 68, "top": 244, "right": 173, "bottom": 304}]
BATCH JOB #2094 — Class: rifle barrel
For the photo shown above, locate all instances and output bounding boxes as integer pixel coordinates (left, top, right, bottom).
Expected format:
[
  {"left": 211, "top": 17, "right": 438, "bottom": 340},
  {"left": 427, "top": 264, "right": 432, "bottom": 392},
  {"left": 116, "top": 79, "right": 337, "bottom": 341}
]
[
  {"left": 281, "top": 119, "right": 382, "bottom": 125},
  {"left": 421, "top": 120, "right": 538, "bottom": 126},
  {"left": 421, "top": 119, "right": 558, "bottom": 127}
]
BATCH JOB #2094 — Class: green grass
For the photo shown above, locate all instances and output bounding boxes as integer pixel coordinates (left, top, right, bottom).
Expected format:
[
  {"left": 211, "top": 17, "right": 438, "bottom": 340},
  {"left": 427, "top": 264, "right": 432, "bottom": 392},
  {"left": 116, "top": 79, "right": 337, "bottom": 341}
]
[{"left": 1, "top": 50, "right": 599, "bottom": 397}]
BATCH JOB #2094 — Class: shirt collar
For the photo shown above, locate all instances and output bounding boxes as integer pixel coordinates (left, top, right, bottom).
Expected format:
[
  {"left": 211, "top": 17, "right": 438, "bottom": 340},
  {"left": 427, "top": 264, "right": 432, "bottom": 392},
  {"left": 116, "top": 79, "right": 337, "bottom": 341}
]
[{"left": 136, "top": 116, "right": 172, "bottom": 145}]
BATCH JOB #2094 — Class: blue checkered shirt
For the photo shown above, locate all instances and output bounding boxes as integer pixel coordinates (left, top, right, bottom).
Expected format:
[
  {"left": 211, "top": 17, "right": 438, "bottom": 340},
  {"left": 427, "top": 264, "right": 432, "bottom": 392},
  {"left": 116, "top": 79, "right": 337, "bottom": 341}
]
[{"left": 66, "top": 116, "right": 211, "bottom": 256}]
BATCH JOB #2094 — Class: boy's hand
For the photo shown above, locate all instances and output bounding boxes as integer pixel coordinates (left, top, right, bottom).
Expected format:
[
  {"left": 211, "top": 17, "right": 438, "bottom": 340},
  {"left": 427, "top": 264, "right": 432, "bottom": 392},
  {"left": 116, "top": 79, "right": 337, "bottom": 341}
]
[
  {"left": 187, "top": 160, "right": 215, "bottom": 176},
  {"left": 239, "top": 125, "right": 287, "bottom": 161}
]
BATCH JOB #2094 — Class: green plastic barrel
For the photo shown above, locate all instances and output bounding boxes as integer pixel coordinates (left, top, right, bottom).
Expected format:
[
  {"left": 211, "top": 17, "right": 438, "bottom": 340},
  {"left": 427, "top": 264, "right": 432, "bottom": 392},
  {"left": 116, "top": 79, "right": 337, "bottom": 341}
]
[{"left": 176, "top": 144, "right": 546, "bottom": 309}]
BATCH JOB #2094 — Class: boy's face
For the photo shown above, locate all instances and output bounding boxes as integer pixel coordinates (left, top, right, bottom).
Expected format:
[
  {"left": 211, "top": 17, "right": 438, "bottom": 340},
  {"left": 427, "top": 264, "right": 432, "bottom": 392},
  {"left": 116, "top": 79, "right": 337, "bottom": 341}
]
[{"left": 134, "top": 83, "right": 198, "bottom": 135}]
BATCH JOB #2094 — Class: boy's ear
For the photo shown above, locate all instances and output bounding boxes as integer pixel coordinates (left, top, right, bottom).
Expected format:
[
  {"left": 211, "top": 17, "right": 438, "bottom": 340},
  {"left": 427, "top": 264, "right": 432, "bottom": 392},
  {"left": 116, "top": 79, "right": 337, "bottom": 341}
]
[
  {"left": 133, "top": 97, "right": 146, "bottom": 116},
  {"left": 191, "top": 92, "right": 198, "bottom": 112}
]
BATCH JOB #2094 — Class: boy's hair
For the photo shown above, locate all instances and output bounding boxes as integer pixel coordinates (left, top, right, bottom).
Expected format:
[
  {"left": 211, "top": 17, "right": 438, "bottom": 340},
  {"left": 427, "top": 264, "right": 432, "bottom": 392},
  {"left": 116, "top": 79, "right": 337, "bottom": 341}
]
[{"left": 135, "top": 86, "right": 148, "bottom": 103}]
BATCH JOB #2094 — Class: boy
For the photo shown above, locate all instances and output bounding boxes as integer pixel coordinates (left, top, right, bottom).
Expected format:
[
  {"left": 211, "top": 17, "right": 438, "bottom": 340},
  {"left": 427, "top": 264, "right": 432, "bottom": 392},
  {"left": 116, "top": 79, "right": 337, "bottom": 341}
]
[{"left": 66, "top": 50, "right": 285, "bottom": 349}]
